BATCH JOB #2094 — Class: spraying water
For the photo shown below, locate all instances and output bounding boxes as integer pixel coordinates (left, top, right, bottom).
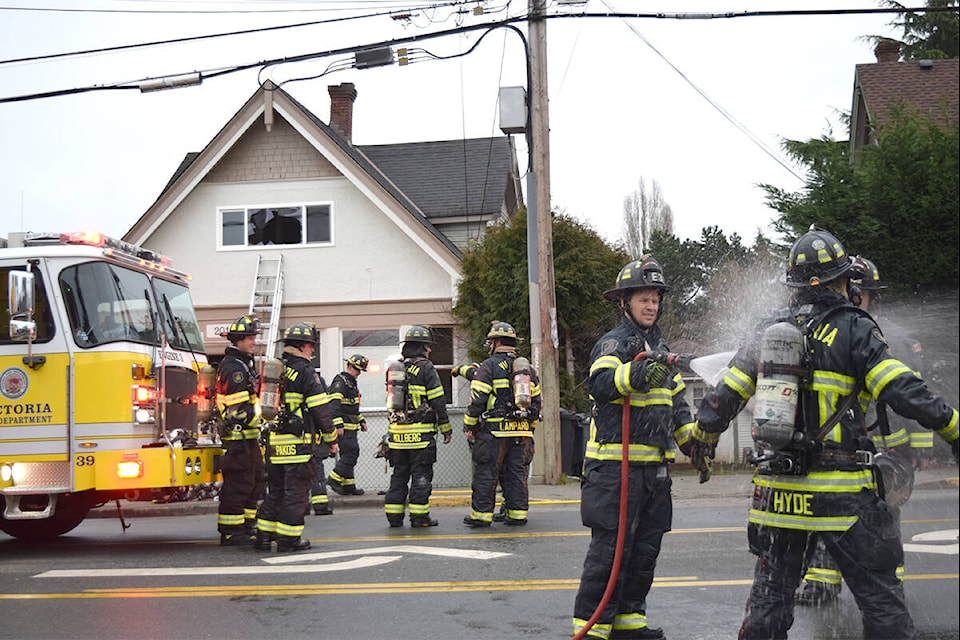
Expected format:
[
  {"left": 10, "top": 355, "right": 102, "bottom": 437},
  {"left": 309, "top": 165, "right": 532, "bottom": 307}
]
[{"left": 689, "top": 350, "right": 736, "bottom": 388}]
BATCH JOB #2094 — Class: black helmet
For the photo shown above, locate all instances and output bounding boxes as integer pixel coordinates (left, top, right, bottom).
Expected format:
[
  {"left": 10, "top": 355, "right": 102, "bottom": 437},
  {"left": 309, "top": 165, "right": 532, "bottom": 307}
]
[
  {"left": 850, "top": 256, "right": 886, "bottom": 290},
  {"left": 486, "top": 321, "right": 517, "bottom": 341},
  {"left": 403, "top": 325, "right": 435, "bottom": 344},
  {"left": 602, "top": 255, "right": 670, "bottom": 301},
  {"left": 781, "top": 226, "right": 854, "bottom": 288},
  {"left": 346, "top": 354, "right": 369, "bottom": 371},
  {"left": 282, "top": 322, "right": 318, "bottom": 345},
  {"left": 221, "top": 315, "right": 261, "bottom": 342}
]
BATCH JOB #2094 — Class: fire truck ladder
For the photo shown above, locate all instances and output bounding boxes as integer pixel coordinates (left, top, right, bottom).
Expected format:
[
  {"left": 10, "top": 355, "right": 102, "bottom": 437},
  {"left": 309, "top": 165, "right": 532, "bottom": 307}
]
[{"left": 249, "top": 254, "right": 284, "bottom": 357}]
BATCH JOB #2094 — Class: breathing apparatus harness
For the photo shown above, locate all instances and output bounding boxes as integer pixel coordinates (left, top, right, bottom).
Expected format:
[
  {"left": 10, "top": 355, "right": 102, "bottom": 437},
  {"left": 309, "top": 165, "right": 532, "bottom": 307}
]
[{"left": 751, "top": 303, "right": 876, "bottom": 477}]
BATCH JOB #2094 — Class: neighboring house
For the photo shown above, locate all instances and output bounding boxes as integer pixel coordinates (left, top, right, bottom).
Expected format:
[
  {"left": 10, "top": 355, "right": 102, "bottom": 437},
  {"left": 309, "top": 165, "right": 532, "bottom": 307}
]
[
  {"left": 122, "top": 81, "right": 522, "bottom": 407},
  {"left": 850, "top": 40, "right": 959, "bottom": 151}
]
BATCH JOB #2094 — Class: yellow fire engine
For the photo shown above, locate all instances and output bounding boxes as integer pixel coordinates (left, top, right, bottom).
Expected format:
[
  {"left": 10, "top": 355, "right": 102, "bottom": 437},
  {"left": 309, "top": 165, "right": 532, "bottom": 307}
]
[{"left": 1, "top": 231, "right": 220, "bottom": 540}]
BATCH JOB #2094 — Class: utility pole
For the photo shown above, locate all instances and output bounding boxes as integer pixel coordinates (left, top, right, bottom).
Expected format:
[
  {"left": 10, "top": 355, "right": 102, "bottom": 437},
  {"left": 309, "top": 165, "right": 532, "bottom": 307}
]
[{"left": 529, "top": 0, "right": 562, "bottom": 484}]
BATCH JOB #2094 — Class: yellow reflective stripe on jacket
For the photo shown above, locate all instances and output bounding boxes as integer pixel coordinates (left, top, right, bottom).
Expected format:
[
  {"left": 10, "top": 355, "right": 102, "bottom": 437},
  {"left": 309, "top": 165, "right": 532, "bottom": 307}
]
[
  {"left": 590, "top": 354, "right": 620, "bottom": 376},
  {"left": 753, "top": 470, "right": 876, "bottom": 492},
  {"left": 723, "top": 366, "right": 755, "bottom": 400},
  {"left": 610, "top": 388, "right": 673, "bottom": 408},
  {"left": 936, "top": 409, "right": 959, "bottom": 442},
  {"left": 749, "top": 509, "right": 859, "bottom": 531},
  {"left": 426, "top": 385, "right": 445, "bottom": 401},
  {"left": 910, "top": 431, "right": 934, "bottom": 449},
  {"left": 809, "top": 370, "right": 857, "bottom": 443},
  {"left": 305, "top": 391, "right": 329, "bottom": 409},
  {"left": 872, "top": 427, "right": 909, "bottom": 449},
  {"left": 865, "top": 358, "right": 914, "bottom": 398},
  {"left": 585, "top": 441, "right": 671, "bottom": 463},
  {"left": 470, "top": 378, "right": 493, "bottom": 395},
  {"left": 217, "top": 390, "right": 251, "bottom": 408}
]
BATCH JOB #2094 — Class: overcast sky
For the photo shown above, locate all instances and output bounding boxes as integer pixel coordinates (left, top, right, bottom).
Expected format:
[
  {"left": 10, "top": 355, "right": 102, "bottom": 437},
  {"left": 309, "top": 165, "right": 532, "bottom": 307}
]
[{"left": 0, "top": 1, "right": 897, "bottom": 248}]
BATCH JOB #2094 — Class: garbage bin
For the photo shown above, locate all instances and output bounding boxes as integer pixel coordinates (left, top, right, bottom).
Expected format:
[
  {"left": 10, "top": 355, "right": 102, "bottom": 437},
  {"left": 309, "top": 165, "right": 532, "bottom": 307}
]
[
  {"left": 573, "top": 412, "right": 590, "bottom": 477},
  {"left": 559, "top": 409, "right": 579, "bottom": 478}
]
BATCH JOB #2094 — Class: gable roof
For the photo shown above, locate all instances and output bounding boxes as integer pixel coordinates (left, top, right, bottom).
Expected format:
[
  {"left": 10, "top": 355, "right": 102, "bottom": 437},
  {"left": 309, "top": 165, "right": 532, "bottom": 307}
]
[{"left": 851, "top": 58, "right": 959, "bottom": 149}]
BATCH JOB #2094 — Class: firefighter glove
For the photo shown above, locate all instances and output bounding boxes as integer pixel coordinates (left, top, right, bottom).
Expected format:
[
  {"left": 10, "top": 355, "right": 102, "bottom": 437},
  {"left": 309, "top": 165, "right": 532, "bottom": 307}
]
[{"left": 631, "top": 359, "right": 670, "bottom": 390}]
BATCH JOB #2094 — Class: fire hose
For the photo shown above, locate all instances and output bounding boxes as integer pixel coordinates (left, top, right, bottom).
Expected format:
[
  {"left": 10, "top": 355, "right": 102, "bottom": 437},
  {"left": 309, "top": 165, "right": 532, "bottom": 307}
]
[{"left": 572, "top": 350, "right": 698, "bottom": 640}]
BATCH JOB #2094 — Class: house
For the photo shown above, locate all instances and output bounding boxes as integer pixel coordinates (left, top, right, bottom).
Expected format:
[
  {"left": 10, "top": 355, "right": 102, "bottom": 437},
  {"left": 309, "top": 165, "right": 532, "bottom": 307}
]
[
  {"left": 122, "top": 81, "right": 523, "bottom": 411},
  {"left": 850, "top": 40, "right": 959, "bottom": 151}
]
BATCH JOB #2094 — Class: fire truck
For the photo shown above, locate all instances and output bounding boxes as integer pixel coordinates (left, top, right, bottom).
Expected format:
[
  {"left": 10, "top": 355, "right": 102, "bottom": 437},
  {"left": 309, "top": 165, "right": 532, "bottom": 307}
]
[{"left": 1, "top": 231, "right": 220, "bottom": 540}]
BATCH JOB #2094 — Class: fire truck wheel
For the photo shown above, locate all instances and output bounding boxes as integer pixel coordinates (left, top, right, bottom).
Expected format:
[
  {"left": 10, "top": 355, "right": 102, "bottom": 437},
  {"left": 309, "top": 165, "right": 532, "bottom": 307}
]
[{"left": 0, "top": 495, "right": 91, "bottom": 541}]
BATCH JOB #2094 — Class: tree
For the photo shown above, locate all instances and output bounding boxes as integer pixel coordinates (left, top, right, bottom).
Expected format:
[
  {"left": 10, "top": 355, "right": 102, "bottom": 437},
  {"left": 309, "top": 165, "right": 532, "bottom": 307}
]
[
  {"left": 453, "top": 209, "right": 628, "bottom": 411},
  {"left": 761, "top": 109, "right": 960, "bottom": 294},
  {"left": 622, "top": 176, "right": 674, "bottom": 259},
  {"left": 872, "top": 0, "right": 959, "bottom": 60}
]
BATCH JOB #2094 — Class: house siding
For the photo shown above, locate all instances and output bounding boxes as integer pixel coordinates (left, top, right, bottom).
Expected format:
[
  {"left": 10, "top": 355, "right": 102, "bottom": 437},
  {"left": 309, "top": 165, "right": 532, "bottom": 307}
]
[{"left": 205, "top": 116, "right": 340, "bottom": 182}]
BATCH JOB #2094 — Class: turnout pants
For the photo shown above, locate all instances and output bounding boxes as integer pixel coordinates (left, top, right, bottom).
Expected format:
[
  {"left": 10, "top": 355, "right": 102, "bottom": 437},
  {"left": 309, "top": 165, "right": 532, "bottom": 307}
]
[
  {"left": 573, "top": 461, "right": 672, "bottom": 639},
  {"left": 740, "top": 494, "right": 912, "bottom": 639},
  {"left": 256, "top": 460, "right": 313, "bottom": 544},
  {"left": 309, "top": 443, "right": 331, "bottom": 510},
  {"left": 384, "top": 445, "right": 436, "bottom": 524},
  {"left": 330, "top": 429, "right": 361, "bottom": 489},
  {"left": 217, "top": 439, "right": 265, "bottom": 537},
  {"left": 468, "top": 433, "right": 533, "bottom": 523}
]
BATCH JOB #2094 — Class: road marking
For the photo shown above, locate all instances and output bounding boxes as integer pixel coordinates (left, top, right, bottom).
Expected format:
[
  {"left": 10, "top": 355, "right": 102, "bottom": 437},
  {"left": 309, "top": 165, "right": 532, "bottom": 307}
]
[
  {"left": 5, "top": 574, "right": 958, "bottom": 601},
  {"left": 262, "top": 544, "right": 510, "bottom": 564},
  {"left": 35, "top": 556, "right": 401, "bottom": 578},
  {"left": 903, "top": 528, "right": 959, "bottom": 555}
]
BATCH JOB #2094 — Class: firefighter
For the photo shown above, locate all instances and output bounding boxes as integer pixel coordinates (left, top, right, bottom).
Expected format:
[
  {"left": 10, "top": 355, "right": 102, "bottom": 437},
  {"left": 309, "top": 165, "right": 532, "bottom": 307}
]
[
  {"left": 796, "top": 255, "right": 928, "bottom": 606},
  {"left": 326, "top": 354, "right": 370, "bottom": 497},
  {"left": 383, "top": 326, "right": 452, "bottom": 527},
  {"left": 571, "top": 256, "right": 697, "bottom": 640},
  {"left": 215, "top": 315, "right": 266, "bottom": 547},
  {"left": 462, "top": 321, "right": 542, "bottom": 527},
  {"left": 688, "top": 227, "right": 959, "bottom": 639},
  {"left": 306, "top": 364, "right": 335, "bottom": 516},
  {"left": 254, "top": 323, "right": 338, "bottom": 552}
]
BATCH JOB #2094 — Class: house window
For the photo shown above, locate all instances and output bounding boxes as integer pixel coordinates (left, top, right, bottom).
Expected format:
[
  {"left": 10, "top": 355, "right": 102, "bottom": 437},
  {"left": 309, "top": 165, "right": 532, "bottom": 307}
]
[
  {"left": 219, "top": 203, "right": 333, "bottom": 248},
  {"left": 343, "top": 327, "right": 454, "bottom": 408}
]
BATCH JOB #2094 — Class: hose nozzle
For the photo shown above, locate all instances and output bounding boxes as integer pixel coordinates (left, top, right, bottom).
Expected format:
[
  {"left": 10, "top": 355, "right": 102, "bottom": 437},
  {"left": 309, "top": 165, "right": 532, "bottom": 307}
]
[{"left": 647, "top": 351, "right": 695, "bottom": 372}]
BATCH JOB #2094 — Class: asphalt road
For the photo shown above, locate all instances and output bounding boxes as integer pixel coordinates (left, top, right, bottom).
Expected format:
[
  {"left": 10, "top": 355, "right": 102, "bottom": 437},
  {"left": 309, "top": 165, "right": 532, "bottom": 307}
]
[{"left": 1, "top": 467, "right": 957, "bottom": 640}]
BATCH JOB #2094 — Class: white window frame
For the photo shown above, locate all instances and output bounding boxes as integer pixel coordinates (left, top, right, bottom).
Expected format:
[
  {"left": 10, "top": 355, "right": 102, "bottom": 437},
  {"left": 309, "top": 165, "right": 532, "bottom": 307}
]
[{"left": 217, "top": 202, "right": 334, "bottom": 250}]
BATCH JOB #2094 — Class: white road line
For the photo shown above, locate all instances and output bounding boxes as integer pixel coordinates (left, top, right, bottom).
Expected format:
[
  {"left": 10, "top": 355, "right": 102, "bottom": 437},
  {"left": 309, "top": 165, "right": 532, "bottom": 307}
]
[
  {"left": 262, "top": 544, "right": 511, "bottom": 564},
  {"left": 35, "top": 556, "right": 400, "bottom": 578}
]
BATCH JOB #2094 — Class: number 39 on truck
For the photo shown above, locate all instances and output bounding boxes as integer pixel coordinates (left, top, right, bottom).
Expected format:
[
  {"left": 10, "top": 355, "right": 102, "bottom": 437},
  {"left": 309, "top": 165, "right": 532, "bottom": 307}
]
[{"left": 0, "top": 231, "right": 220, "bottom": 540}]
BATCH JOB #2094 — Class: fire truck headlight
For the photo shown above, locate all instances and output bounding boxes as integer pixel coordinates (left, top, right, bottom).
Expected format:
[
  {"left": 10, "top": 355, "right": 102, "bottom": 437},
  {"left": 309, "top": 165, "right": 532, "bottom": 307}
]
[
  {"left": 184, "top": 458, "right": 192, "bottom": 476},
  {"left": 135, "top": 408, "right": 154, "bottom": 424},
  {"left": 194, "top": 457, "right": 202, "bottom": 475},
  {"left": 1, "top": 464, "right": 12, "bottom": 483}
]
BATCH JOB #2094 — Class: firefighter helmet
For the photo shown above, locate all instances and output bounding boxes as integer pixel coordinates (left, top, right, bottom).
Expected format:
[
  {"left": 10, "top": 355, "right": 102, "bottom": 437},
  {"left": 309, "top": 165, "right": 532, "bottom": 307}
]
[
  {"left": 782, "top": 226, "right": 854, "bottom": 288},
  {"left": 221, "top": 315, "right": 261, "bottom": 342},
  {"left": 282, "top": 322, "right": 318, "bottom": 345},
  {"left": 602, "top": 255, "right": 670, "bottom": 301},
  {"left": 850, "top": 256, "right": 886, "bottom": 290},
  {"left": 403, "top": 325, "right": 434, "bottom": 344},
  {"left": 346, "top": 354, "right": 369, "bottom": 371},
  {"left": 486, "top": 321, "right": 517, "bottom": 341}
]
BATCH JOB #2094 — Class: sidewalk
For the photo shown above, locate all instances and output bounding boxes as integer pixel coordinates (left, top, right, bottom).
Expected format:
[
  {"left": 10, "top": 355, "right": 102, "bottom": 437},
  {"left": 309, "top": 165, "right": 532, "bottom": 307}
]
[{"left": 88, "top": 463, "right": 959, "bottom": 519}]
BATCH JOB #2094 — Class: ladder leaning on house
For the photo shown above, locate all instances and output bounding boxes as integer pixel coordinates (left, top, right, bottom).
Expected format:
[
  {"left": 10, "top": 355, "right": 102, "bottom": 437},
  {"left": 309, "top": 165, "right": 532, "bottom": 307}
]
[{"left": 248, "top": 254, "right": 284, "bottom": 357}]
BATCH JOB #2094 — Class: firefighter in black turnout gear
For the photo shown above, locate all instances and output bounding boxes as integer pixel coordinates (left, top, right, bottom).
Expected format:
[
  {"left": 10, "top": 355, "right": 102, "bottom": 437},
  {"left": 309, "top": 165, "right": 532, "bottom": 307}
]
[
  {"left": 327, "top": 354, "right": 370, "bottom": 496},
  {"left": 572, "top": 256, "right": 697, "bottom": 640},
  {"left": 689, "top": 227, "right": 959, "bottom": 639},
  {"left": 255, "top": 323, "right": 338, "bottom": 552},
  {"left": 383, "top": 326, "right": 452, "bottom": 527},
  {"left": 796, "top": 255, "right": 930, "bottom": 606},
  {"left": 307, "top": 364, "right": 335, "bottom": 516},
  {"left": 215, "top": 315, "right": 266, "bottom": 546},
  {"left": 463, "top": 322, "right": 542, "bottom": 527}
]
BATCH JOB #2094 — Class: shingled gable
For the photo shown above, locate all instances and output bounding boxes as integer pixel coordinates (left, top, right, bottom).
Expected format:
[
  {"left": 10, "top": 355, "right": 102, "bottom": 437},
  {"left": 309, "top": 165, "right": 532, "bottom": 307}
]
[{"left": 850, "top": 42, "right": 960, "bottom": 151}]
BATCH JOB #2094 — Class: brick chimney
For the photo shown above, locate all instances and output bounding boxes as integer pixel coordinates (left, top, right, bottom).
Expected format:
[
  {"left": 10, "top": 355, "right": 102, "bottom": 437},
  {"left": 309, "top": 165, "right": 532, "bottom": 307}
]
[
  {"left": 328, "top": 83, "right": 358, "bottom": 143},
  {"left": 875, "top": 39, "right": 900, "bottom": 63}
]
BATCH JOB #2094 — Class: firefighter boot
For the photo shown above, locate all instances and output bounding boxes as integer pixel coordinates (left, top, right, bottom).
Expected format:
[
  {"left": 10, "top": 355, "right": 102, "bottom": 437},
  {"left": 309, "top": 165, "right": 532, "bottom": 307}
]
[
  {"left": 463, "top": 516, "right": 491, "bottom": 528},
  {"left": 276, "top": 536, "right": 311, "bottom": 552},
  {"left": 253, "top": 531, "right": 273, "bottom": 552},
  {"left": 314, "top": 505, "right": 334, "bottom": 516},
  {"left": 614, "top": 626, "right": 665, "bottom": 640},
  {"left": 327, "top": 476, "right": 347, "bottom": 496},
  {"left": 220, "top": 533, "right": 250, "bottom": 547},
  {"left": 410, "top": 516, "right": 439, "bottom": 528}
]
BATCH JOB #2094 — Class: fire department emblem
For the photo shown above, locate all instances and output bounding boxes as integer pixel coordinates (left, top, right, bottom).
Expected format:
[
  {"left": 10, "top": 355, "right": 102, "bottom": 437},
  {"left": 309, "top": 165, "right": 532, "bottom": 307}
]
[{"left": 0, "top": 367, "right": 29, "bottom": 400}]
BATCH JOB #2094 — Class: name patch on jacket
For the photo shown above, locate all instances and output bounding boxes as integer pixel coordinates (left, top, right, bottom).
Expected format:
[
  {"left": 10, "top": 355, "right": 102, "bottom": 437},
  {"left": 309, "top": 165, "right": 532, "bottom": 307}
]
[{"left": 764, "top": 489, "right": 814, "bottom": 516}]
